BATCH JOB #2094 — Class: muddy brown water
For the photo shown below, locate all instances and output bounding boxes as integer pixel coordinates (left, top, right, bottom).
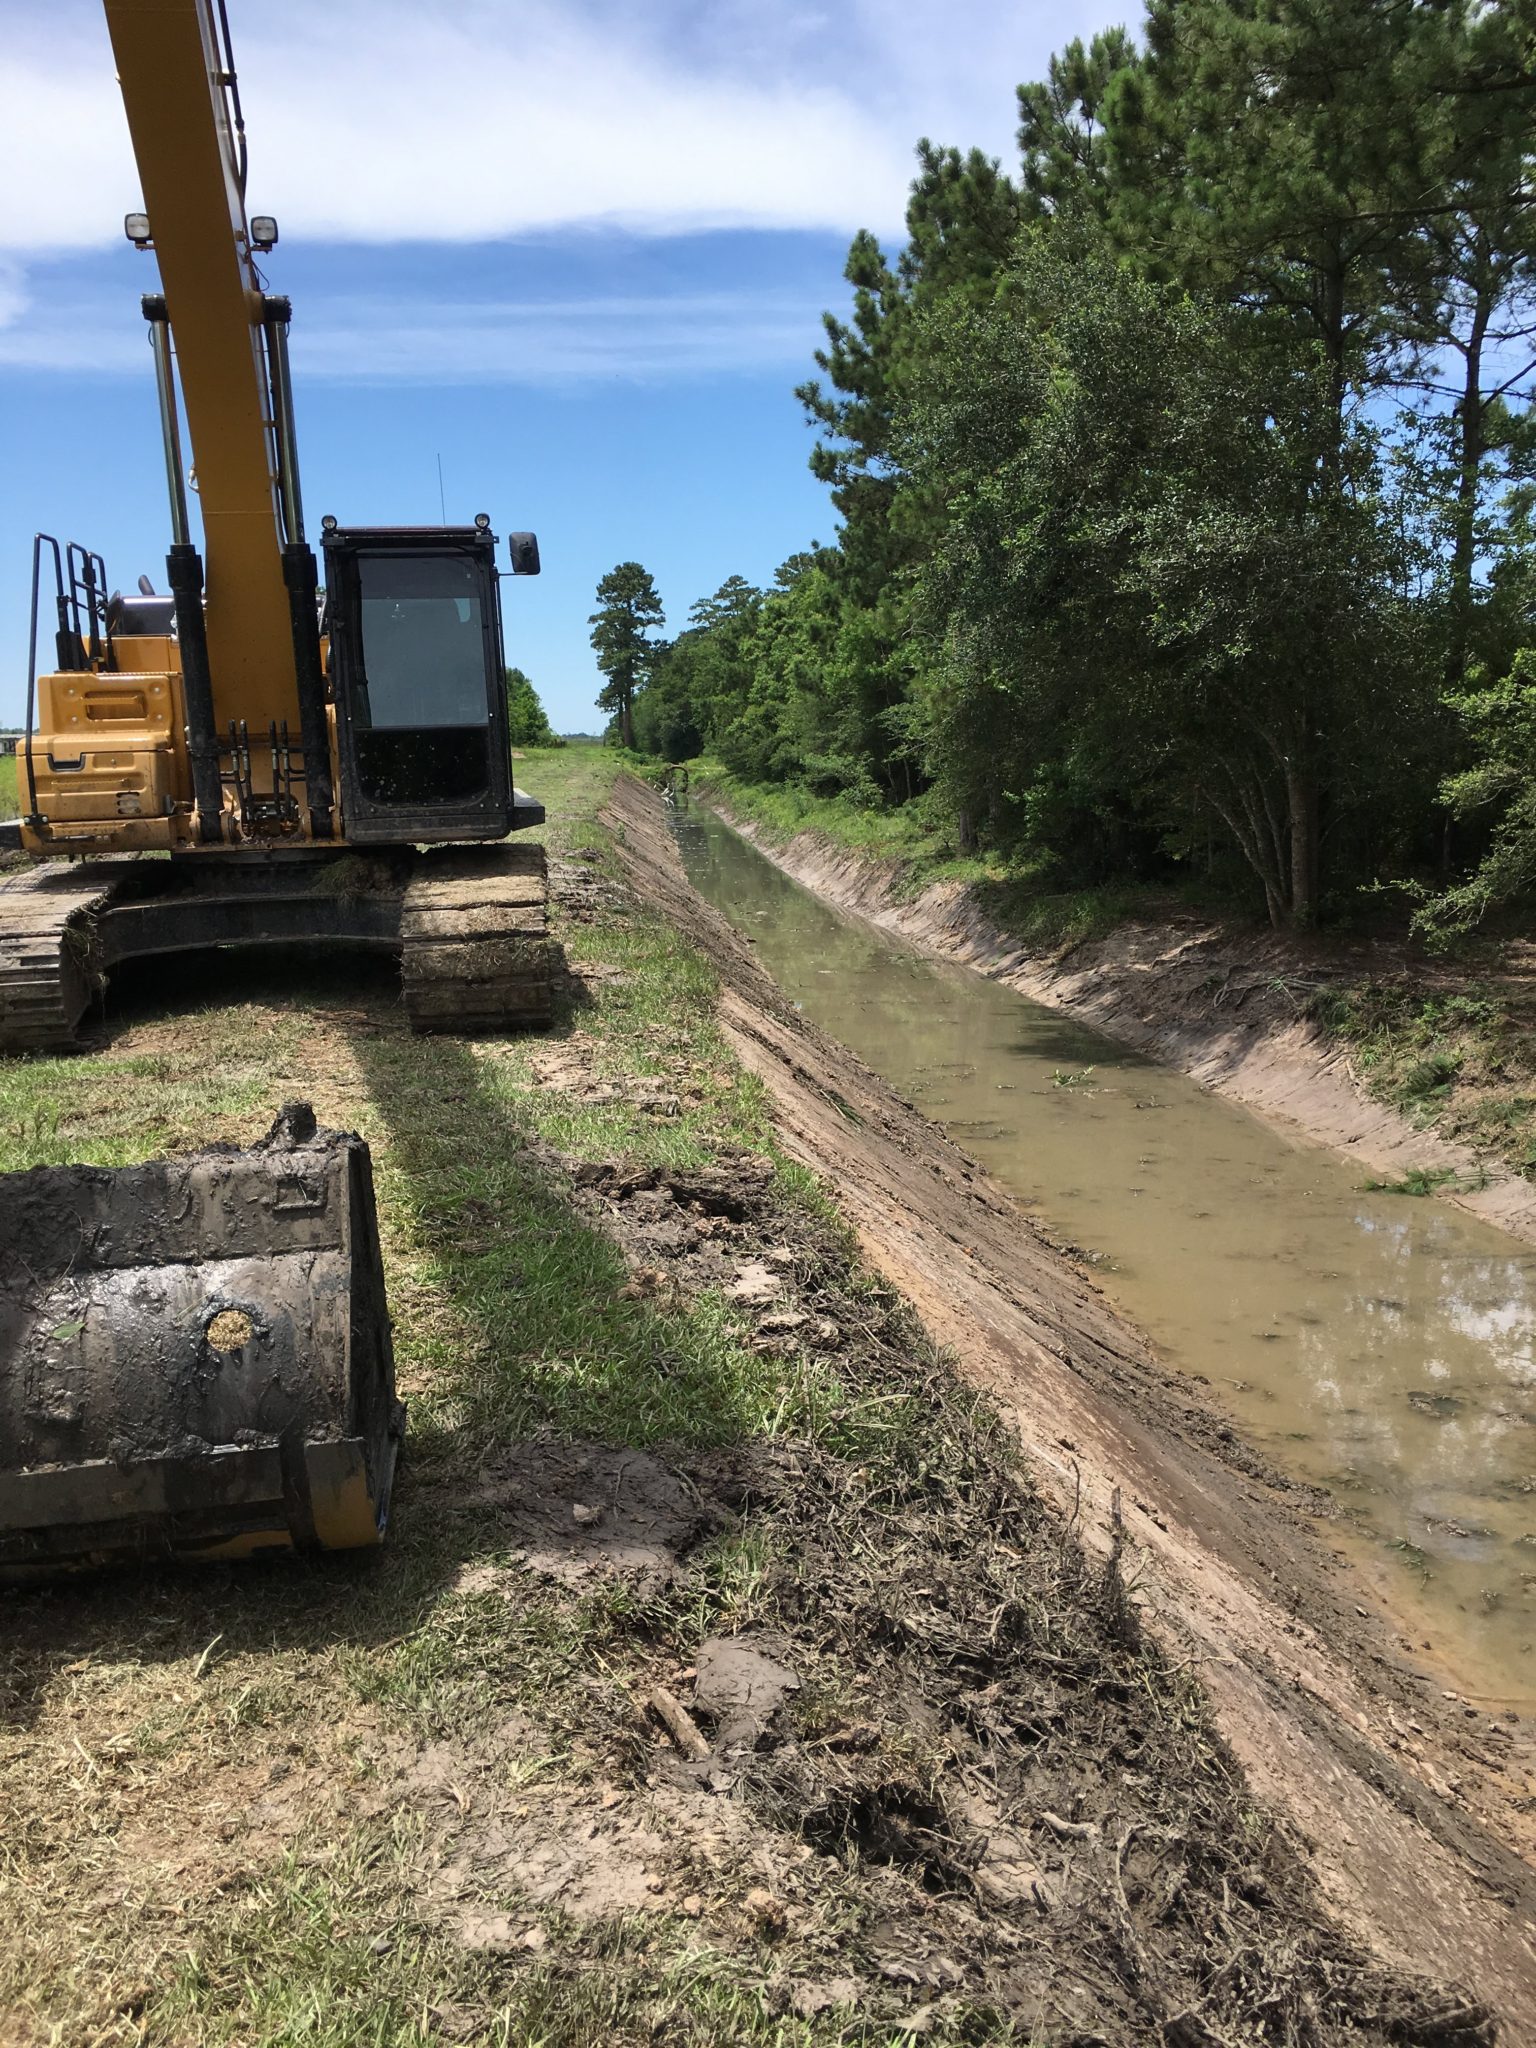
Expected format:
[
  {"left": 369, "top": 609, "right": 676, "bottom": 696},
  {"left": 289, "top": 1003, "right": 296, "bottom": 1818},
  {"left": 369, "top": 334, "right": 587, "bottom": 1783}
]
[{"left": 674, "top": 802, "right": 1536, "bottom": 1711}]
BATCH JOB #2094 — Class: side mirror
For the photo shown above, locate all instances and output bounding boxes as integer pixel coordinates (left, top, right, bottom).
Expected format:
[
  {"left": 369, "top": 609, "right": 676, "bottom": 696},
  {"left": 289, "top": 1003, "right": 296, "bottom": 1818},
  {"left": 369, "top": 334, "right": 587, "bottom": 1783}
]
[{"left": 509, "top": 532, "right": 541, "bottom": 577}]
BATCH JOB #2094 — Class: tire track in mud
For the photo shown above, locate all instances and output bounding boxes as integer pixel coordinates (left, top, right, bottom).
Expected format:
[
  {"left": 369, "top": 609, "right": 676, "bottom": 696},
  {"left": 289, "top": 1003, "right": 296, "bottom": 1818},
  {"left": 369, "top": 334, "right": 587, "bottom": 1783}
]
[{"left": 606, "top": 774, "right": 1536, "bottom": 2041}]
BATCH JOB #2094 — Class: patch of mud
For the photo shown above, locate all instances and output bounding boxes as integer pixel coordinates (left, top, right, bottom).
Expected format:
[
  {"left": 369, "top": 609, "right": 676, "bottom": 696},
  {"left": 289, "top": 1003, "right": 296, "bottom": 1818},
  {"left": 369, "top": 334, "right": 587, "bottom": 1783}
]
[
  {"left": 527, "top": 1038, "right": 679, "bottom": 1116},
  {"left": 693, "top": 1634, "right": 800, "bottom": 1749},
  {"left": 473, "top": 1442, "right": 716, "bottom": 1594},
  {"left": 378, "top": 1716, "right": 781, "bottom": 1954},
  {"left": 565, "top": 1151, "right": 781, "bottom": 1298},
  {"left": 549, "top": 849, "right": 627, "bottom": 927}
]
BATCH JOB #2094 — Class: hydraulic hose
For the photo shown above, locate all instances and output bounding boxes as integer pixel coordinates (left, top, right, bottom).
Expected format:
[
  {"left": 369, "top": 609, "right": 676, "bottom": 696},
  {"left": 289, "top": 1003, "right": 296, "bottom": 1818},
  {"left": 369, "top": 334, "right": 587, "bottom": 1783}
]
[
  {"left": 282, "top": 542, "right": 334, "bottom": 837},
  {"left": 166, "top": 541, "right": 224, "bottom": 843}
]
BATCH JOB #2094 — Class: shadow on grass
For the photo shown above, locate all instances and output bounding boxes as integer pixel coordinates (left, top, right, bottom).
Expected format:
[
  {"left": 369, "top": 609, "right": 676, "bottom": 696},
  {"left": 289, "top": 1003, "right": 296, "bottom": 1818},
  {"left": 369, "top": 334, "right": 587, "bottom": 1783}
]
[{"left": 1, "top": 941, "right": 785, "bottom": 1728}]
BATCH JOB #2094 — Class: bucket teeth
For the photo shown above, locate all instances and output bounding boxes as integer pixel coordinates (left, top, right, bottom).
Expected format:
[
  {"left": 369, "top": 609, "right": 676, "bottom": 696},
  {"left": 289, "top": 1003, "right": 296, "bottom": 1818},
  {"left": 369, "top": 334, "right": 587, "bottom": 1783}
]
[{"left": 0, "top": 1105, "right": 401, "bottom": 1577}]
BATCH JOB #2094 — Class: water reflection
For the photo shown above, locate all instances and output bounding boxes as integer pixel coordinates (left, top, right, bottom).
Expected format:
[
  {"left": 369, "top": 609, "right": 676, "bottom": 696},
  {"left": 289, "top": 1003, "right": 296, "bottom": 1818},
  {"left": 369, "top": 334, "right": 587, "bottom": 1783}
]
[{"left": 677, "top": 805, "right": 1536, "bottom": 1705}]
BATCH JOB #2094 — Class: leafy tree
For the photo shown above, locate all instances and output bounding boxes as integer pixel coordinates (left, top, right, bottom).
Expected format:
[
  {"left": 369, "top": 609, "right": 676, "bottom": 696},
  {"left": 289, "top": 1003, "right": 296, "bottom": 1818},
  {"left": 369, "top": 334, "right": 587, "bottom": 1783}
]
[
  {"left": 1416, "top": 646, "right": 1536, "bottom": 941},
  {"left": 504, "top": 666, "right": 556, "bottom": 747},
  {"left": 589, "top": 563, "right": 663, "bottom": 751},
  {"left": 632, "top": 576, "right": 763, "bottom": 762},
  {"left": 908, "top": 238, "right": 1430, "bottom": 925}
]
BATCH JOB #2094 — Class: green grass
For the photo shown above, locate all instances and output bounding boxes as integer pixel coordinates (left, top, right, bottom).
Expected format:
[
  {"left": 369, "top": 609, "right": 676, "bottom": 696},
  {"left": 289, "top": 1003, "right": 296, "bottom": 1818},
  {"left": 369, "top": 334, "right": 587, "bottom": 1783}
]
[
  {"left": 687, "top": 759, "right": 1191, "bottom": 953},
  {"left": 0, "top": 751, "right": 17, "bottom": 817},
  {"left": 1314, "top": 978, "right": 1536, "bottom": 1180}
]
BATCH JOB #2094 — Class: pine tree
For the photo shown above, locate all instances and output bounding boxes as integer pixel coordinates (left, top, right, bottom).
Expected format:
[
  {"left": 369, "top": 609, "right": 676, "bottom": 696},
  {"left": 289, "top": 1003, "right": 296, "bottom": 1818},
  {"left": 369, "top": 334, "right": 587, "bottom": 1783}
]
[
  {"left": 1016, "top": 30, "right": 1140, "bottom": 218},
  {"left": 1110, "top": 0, "right": 1433, "bottom": 446},
  {"left": 1402, "top": 0, "right": 1536, "bottom": 686},
  {"left": 589, "top": 563, "right": 663, "bottom": 752}
]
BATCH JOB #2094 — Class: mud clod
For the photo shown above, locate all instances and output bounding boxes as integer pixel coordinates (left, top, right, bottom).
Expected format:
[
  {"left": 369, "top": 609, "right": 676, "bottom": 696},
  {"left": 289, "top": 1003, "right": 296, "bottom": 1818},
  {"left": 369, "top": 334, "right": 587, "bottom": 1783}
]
[
  {"left": 474, "top": 1442, "right": 708, "bottom": 1593},
  {"left": 694, "top": 1636, "right": 800, "bottom": 1748}
]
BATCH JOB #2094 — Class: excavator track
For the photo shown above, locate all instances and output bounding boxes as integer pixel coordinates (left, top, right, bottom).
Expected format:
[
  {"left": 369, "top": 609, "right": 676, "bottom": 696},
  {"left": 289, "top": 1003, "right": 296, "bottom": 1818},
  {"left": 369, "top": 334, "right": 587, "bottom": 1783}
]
[
  {"left": 400, "top": 842, "right": 555, "bottom": 1033},
  {"left": 0, "top": 841, "right": 555, "bottom": 1054},
  {"left": 0, "top": 863, "right": 120, "bottom": 1055}
]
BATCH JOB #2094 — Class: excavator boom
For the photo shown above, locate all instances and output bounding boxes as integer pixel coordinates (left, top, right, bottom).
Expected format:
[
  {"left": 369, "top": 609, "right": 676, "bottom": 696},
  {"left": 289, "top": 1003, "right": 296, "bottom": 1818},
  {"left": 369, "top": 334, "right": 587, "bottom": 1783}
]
[{"left": 104, "top": 0, "right": 300, "bottom": 739}]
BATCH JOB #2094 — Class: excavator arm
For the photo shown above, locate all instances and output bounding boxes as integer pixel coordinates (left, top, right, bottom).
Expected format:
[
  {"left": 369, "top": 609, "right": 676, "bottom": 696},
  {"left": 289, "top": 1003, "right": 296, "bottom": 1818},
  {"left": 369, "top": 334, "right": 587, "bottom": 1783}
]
[
  {"left": 105, "top": 0, "right": 306, "bottom": 750},
  {"left": 5, "top": 0, "right": 334, "bottom": 852}
]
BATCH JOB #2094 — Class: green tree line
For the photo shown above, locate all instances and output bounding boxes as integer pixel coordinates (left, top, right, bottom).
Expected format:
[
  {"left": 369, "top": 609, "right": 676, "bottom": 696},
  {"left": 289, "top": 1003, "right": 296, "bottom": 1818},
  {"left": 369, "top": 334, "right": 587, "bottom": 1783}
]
[
  {"left": 617, "top": 0, "right": 1536, "bottom": 935},
  {"left": 506, "top": 667, "right": 557, "bottom": 748}
]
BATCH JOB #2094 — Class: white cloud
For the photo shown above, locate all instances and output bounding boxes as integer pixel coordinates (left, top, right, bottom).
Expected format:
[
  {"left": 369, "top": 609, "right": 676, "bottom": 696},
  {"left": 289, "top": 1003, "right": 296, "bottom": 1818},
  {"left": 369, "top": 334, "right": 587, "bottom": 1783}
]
[
  {"left": 0, "top": 0, "right": 1131, "bottom": 378},
  {"left": 1, "top": 1, "right": 909, "bottom": 255},
  {"left": 1, "top": 0, "right": 1130, "bottom": 252}
]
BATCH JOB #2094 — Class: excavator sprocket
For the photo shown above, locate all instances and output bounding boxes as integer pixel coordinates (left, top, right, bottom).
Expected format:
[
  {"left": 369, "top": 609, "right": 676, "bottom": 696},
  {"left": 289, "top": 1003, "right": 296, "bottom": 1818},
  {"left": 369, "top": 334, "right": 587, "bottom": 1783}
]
[{"left": 0, "top": 1103, "right": 400, "bottom": 1577}]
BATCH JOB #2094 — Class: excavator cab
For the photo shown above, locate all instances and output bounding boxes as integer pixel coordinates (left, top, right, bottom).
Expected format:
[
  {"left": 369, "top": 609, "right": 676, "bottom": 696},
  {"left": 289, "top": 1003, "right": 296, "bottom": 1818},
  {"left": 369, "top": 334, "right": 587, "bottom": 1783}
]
[{"left": 323, "top": 521, "right": 538, "bottom": 845}]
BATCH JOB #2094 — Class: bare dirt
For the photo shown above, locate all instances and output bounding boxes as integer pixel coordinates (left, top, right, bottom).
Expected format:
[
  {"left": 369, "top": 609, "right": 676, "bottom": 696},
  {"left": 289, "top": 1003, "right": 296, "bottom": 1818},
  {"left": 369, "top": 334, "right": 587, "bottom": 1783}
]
[
  {"left": 606, "top": 773, "right": 1536, "bottom": 2041},
  {"left": 712, "top": 809, "right": 1536, "bottom": 1247},
  {"left": 456, "top": 1119, "right": 1498, "bottom": 2044}
]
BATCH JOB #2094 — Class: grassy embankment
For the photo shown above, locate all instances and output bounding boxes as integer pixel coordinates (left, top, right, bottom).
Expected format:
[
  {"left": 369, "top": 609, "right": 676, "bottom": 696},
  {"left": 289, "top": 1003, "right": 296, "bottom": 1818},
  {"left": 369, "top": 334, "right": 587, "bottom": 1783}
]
[
  {"left": 1312, "top": 978, "right": 1536, "bottom": 1183},
  {"left": 685, "top": 758, "right": 1536, "bottom": 1188},
  {"left": 0, "top": 743, "right": 1448, "bottom": 2046},
  {"left": 683, "top": 760, "right": 1151, "bottom": 953}
]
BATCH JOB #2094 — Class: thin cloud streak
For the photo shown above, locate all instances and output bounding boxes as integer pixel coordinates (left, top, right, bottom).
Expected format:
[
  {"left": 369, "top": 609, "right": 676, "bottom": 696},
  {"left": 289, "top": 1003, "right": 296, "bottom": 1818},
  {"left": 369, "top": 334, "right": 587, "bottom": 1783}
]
[{"left": 0, "top": 286, "right": 830, "bottom": 386}]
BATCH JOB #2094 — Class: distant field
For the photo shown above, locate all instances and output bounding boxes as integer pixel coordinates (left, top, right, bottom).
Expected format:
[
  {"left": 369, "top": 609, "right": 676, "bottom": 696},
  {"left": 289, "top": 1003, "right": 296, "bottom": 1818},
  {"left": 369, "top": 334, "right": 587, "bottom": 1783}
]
[{"left": 0, "top": 753, "right": 17, "bottom": 817}]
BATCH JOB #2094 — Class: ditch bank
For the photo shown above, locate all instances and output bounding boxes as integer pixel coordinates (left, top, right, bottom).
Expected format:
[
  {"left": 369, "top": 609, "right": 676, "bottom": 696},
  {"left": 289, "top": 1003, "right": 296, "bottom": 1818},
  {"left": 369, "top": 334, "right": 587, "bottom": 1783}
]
[
  {"left": 606, "top": 772, "right": 1536, "bottom": 2041},
  {"left": 703, "top": 799, "right": 1536, "bottom": 1249}
]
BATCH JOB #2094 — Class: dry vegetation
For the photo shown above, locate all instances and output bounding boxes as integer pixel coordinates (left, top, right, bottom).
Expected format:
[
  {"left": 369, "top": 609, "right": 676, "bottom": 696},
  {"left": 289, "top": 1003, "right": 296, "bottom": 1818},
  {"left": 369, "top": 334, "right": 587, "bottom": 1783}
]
[{"left": 0, "top": 749, "right": 1490, "bottom": 2046}]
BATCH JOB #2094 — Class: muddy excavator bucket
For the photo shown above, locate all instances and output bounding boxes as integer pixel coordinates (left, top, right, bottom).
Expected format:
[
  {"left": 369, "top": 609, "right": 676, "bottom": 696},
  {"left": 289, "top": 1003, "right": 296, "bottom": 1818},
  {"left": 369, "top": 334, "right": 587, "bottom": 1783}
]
[{"left": 0, "top": 1105, "right": 401, "bottom": 1579}]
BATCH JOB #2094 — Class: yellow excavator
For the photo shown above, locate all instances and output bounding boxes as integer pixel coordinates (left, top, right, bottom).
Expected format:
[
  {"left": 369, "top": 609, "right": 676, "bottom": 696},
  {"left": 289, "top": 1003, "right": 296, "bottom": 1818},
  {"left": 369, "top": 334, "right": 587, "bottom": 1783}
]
[
  {"left": 0, "top": 0, "right": 553, "bottom": 1051},
  {"left": 0, "top": 0, "right": 554, "bottom": 1573}
]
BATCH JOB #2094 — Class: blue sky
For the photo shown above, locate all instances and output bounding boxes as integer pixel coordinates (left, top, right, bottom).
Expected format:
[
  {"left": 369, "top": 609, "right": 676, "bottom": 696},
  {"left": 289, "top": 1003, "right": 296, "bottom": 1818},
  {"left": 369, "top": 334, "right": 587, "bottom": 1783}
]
[{"left": 1, "top": 0, "right": 1128, "bottom": 733}]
